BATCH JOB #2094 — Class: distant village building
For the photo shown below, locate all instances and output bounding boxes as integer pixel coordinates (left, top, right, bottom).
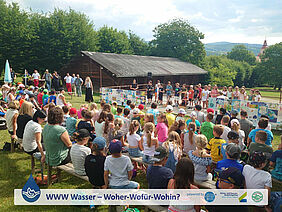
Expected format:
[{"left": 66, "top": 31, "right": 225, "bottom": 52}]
[
  {"left": 256, "top": 40, "right": 268, "bottom": 62},
  {"left": 61, "top": 51, "right": 207, "bottom": 91}
]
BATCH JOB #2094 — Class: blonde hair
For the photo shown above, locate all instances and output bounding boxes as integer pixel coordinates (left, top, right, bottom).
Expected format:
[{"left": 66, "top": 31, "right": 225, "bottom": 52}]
[
  {"left": 8, "top": 101, "right": 19, "bottom": 110},
  {"left": 129, "top": 120, "right": 140, "bottom": 135},
  {"left": 195, "top": 135, "right": 208, "bottom": 157},
  {"left": 163, "top": 131, "right": 182, "bottom": 155},
  {"left": 19, "top": 101, "right": 33, "bottom": 116},
  {"left": 188, "top": 122, "right": 196, "bottom": 145},
  {"left": 89, "top": 103, "right": 98, "bottom": 111},
  {"left": 144, "top": 122, "right": 154, "bottom": 147},
  {"left": 113, "top": 118, "right": 123, "bottom": 136}
]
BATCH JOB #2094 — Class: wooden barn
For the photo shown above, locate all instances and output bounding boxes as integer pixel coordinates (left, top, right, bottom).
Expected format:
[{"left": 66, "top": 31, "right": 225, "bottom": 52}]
[{"left": 60, "top": 51, "right": 207, "bottom": 90}]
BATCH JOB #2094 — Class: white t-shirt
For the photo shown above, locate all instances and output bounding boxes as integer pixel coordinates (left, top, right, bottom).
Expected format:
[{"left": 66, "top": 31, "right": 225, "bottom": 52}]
[
  {"left": 57, "top": 94, "right": 65, "bottom": 107},
  {"left": 104, "top": 155, "right": 133, "bottom": 186},
  {"left": 95, "top": 121, "right": 105, "bottom": 138},
  {"left": 221, "top": 126, "right": 231, "bottom": 142},
  {"left": 32, "top": 73, "right": 40, "bottom": 80},
  {"left": 6, "top": 109, "right": 18, "bottom": 132},
  {"left": 70, "top": 144, "right": 91, "bottom": 175},
  {"left": 64, "top": 76, "right": 72, "bottom": 84},
  {"left": 243, "top": 165, "right": 272, "bottom": 189},
  {"left": 201, "top": 90, "right": 209, "bottom": 101},
  {"left": 195, "top": 111, "right": 205, "bottom": 124},
  {"left": 255, "top": 95, "right": 261, "bottom": 101},
  {"left": 238, "top": 129, "right": 245, "bottom": 149},
  {"left": 22, "top": 120, "right": 42, "bottom": 152},
  {"left": 126, "top": 132, "right": 141, "bottom": 147}
]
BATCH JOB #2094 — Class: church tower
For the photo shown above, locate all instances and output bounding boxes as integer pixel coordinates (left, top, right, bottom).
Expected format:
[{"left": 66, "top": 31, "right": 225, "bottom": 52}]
[{"left": 256, "top": 39, "right": 268, "bottom": 62}]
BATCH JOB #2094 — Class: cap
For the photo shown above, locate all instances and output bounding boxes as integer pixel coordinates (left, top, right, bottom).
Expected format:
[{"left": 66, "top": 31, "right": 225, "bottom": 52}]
[
  {"left": 231, "top": 110, "right": 238, "bottom": 115},
  {"left": 77, "top": 129, "right": 90, "bottom": 139},
  {"left": 249, "top": 152, "right": 266, "bottom": 167},
  {"left": 19, "top": 90, "right": 25, "bottom": 95},
  {"left": 227, "top": 130, "right": 239, "bottom": 140},
  {"left": 138, "top": 104, "right": 144, "bottom": 110},
  {"left": 43, "top": 89, "right": 48, "bottom": 93},
  {"left": 152, "top": 146, "right": 168, "bottom": 162},
  {"left": 166, "top": 105, "right": 173, "bottom": 111},
  {"left": 219, "top": 167, "right": 244, "bottom": 187},
  {"left": 207, "top": 108, "right": 214, "bottom": 114},
  {"left": 190, "top": 111, "right": 197, "bottom": 117},
  {"left": 69, "top": 108, "right": 77, "bottom": 115},
  {"left": 230, "top": 119, "right": 240, "bottom": 127},
  {"left": 179, "top": 108, "right": 186, "bottom": 115},
  {"left": 226, "top": 143, "right": 241, "bottom": 159},
  {"left": 109, "top": 139, "right": 122, "bottom": 154},
  {"left": 93, "top": 137, "right": 106, "bottom": 150},
  {"left": 133, "top": 108, "right": 140, "bottom": 114}
]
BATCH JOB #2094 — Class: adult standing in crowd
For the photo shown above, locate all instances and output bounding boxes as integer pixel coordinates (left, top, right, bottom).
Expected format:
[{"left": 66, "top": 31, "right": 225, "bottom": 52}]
[
  {"left": 75, "top": 74, "right": 83, "bottom": 97},
  {"left": 154, "top": 80, "right": 160, "bottom": 102},
  {"left": 43, "top": 69, "right": 52, "bottom": 91},
  {"left": 32, "top": 70, "right": 40, "bottom": 87},
  {"left": 52, "top": 71, "right": 60, "bottom": 92},
  {"left": 10, "top": 68, "right": 16, "bottom": 83},
  {"left": 43, "top": 107, "right": 72, "bottom": 166},
  {"left": 146, "top": 80, "right": 154, "bottom": 105},
  {"left": 130, "top": 79, "right": 138, "bottom": 91},
  {"left": 64, "top": 73, "right": 72, "bottom": 94},
  {"left": 71, "top": 74, "right": 77, "bottom": 96},
  {"left": 85, "top": 77, "right": 93, "bottom": 102}
]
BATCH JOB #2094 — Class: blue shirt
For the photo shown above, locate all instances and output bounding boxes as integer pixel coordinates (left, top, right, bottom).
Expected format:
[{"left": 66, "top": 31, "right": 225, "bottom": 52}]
[
  {"left": 186, "top": 119, "right": 201, "bottom": 128},
  {"left": 216, "top": 159, "right": 243, "bottom": 172},
  {"left": 270, "top": 150, "right": 282, "bottom": 181},
  {"left": 66, "top": 117, "right": 77, "bottom": 136},
  {"left": 248, "top": 129, "right": 273, "bottom": 146},
  {"left": 49, "top": 95, "right": 56, "bottom": 105},
  {"left": 147, "top": 108, "right": 160, "bottom": 125}
]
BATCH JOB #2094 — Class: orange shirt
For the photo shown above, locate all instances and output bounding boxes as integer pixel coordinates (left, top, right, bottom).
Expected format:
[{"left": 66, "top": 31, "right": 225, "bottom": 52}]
[{"left": 188, "top": 89, "right": 194, "bottom": 99}]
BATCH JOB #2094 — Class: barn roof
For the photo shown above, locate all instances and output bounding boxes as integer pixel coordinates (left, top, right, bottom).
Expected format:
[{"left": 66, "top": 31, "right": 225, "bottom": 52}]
[{"left": 81, "top": 51, "right": 207, "bottom": 78}]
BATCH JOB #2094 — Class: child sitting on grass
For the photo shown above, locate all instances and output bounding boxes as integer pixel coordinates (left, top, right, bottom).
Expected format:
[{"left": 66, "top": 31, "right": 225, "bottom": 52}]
[
  {"left": 146, "top": 146, "right": 173, "bottom": 189},
  {"left": 85, "top": 137, "right": 107, "bottom": 188},
  {"left": 188, "top": 134, "right": 212, "bottom": 182},
  {"left": 126, "top": 120, "right": 143, "bottom": 157},
  {"left": 141, "top": 122, "right": 159, "bottom": 164},
  {"left": 70, "top": 129, "right": 91, "bottom": 175},
  {"left": 104, "top": 139, "right": 139, "bottom": 189}
]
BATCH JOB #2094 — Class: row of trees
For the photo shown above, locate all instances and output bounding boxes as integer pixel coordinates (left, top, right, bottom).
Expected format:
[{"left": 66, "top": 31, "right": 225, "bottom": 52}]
[{"left": 0, "top": 0, "right": 281, "bottom": 88}]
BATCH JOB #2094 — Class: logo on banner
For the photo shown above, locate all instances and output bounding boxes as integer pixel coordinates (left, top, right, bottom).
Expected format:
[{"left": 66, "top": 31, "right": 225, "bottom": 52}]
[
  {"left": 239, "top": 192, "right": 247, "bottom": 202},
  {"left": 21, "top": 174, "right": 41, "bottom": 203},
  {"left": 252, "top": 191, "right": 263, "bottom": 203},
  {"left": 204, "top": 192, "right": 215, "bottom": 202}
]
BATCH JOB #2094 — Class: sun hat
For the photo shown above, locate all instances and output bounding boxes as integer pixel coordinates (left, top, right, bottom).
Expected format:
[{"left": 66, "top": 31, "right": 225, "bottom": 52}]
[
  {"left": 166, "top": 105, "right": 173, "bottom": 111},
  {"left": 178, "top": 108, "right": 186, "bottom": 115}
]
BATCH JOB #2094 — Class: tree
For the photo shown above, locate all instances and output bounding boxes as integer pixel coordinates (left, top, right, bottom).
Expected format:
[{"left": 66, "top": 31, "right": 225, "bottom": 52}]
[
  {"left": 259, "top": 42, "right": 282, "bottom": 89},
  {"left": 150, "top": 19, "right": 205, "bottom": 66},
  {"left": 128, "top": 31, "right": 149, "bottom": 55},
  {"left": 227, "top": 45, "right": 256, "bottom": 65},
  {"left": 97, "top": 26, "right": 133, "bottom": 54}
]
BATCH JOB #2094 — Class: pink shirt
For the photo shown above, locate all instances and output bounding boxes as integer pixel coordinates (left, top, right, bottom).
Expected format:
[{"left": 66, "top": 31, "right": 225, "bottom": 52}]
[
  {"left": 156, "top": 122, "right": 168, "bottom": 143},
  {"left": 210, "top": 89, "right": 218, "bottom": 98}
]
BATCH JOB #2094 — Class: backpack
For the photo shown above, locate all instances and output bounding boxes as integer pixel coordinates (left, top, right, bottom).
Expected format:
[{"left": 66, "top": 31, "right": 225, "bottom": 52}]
[{"left": 165, "top": 145, "right": 177, "bottom": 173}]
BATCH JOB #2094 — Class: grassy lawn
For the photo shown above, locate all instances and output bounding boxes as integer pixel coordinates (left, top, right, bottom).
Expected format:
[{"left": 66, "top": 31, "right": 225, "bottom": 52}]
[{"left": 0, "top": 94, "right": 281, "bottom": 211}]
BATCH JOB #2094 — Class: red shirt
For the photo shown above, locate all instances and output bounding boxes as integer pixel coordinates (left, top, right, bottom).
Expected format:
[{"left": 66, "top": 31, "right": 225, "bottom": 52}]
[
  {"left": 37, "top": 92, "right": 43, "bottom": 105},
  {"left": 188, "top": 89, "right": 194, "bottom": 99}
]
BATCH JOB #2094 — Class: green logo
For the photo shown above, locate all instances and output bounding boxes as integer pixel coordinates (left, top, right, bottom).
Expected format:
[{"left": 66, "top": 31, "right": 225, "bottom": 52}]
[
  {"left": 239, "top": 192, "right": 247, "bottom": 202},
  {"left": 252, "top": 191, "right": 263, "bottom": 203}
]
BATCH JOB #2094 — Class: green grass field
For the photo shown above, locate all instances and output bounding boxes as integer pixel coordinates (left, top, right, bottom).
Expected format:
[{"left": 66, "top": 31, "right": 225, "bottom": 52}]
[{"left": 0, "top": 94, "right": 281, "bottom": 211}]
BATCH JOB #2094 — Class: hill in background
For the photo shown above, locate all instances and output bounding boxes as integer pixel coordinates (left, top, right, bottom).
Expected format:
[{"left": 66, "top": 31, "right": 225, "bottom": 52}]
[{"left": 204, "top": 42, "right": 262, "bottom": 56}]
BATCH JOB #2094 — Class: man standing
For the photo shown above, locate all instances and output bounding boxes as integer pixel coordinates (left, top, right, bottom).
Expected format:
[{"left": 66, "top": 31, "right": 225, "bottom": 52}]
[
  {"left": 32, "top": 70, "right": 40, "bottom": 87},
  {"left": 146, "top": 80, "right": 154, "bottom": 105},
  {"left": 71, "top": 74, "right": 77, "bottom": 96},
  {"left": 75, "top": 74, "right": 83, "bottom": 97},
  {"left": 43, "top": 69, "right": 52, "bottom": 91},
  {"left": 64, "top": 73, "right": 72, "bottom": 94},
  {"left": 10, "top": 68, "right": 16, "bottom": 83}
]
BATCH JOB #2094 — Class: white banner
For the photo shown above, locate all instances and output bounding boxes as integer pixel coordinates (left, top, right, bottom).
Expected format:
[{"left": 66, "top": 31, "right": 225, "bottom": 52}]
[{"left": 15, "top": 189, "right": 268, "bottom": 205}]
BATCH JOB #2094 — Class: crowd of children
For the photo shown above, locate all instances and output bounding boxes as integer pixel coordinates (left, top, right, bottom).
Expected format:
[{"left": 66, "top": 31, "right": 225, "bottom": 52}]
[
  {"left": 147, "top": 82, "right": 262, "bottom": 108},
  {"left": 1, "top": 81, "right": 281, "bottom": 212}
]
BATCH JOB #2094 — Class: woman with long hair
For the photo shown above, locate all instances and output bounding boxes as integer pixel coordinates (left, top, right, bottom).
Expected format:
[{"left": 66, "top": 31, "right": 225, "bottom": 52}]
[
  {"left": 167, "top": 158, "right": 200, "bottom": 212},
  {"left": 84, "top": 77, "right": 93, "bottom": 102}
]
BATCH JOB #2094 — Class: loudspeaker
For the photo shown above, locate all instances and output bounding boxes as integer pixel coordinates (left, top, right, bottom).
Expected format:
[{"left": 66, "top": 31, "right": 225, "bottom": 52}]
[{"left": 147, "top": 72, "right": 152, "bottom": 79}]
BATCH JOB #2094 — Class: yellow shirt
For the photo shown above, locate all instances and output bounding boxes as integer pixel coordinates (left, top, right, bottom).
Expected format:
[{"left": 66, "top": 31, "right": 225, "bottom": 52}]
[
  {"left": 206, "top": 137, "right": 226, "bottom": 162},
  {"left": 166, "top": 113, "right": 176, "bottom": 128}
]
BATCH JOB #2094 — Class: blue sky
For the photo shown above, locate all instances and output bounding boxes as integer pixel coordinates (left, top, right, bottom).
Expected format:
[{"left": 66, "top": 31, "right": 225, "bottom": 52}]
[{"left": 6, "top": 0, "right": 282, "bottom": 45}]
